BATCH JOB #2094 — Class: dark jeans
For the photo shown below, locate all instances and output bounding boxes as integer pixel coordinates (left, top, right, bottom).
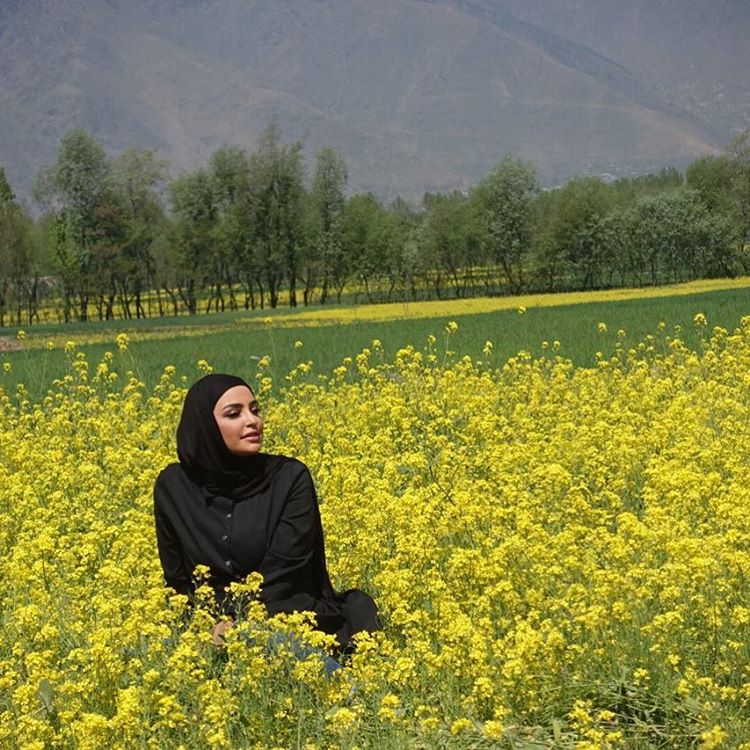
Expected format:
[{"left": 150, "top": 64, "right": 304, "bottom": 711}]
[{"left": 262, "top": 630, "right": 343, "bottom": 678}]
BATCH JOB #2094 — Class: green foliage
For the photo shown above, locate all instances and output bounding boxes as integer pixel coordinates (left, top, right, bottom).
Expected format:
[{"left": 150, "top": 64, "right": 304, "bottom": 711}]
[
  {"left": 686, "top": 155, "right": 734, "bottom": 215},
  {"left": 612, "top": 166, "right": 684, "bottom": 199},
  {"left": 725, "top": 130, "right": 750, "bottom": 243},
  {"left": 627, "top": 188, "right": 739, "bottom": 284},
  {"left": 19, "top": 127, "right": 750, "bottom": 326},
  {"left": 341, "top": 193, "right": 390, "bottom": 300},
  {"left": 0, "top": 167, "right": 15, "bottom": 206},
  {"left": 0, "top": 179, "right": 36, "bottom": 327},
  {"left": 312, "top": 146, "right": 348, "bottom": 303},
  {"left": 533, "top": 176, "right": 616, "bottom": 290},
  {"left": 169, "top": 168, "right": 218, "bottom": 314},
  {"left": 34, "top": 130, "right": 111, "bottom": 320},
  {"left": 419, "top": 191, "right": 481, "bottom": 298},
  {"left": 207, "top": 145, "right": 255, "bottom": 312},
  {"left": 473, "top": 155, "right": 537, "bottom": 292},
  {"left": 108, "top": 148, "right": 168, "bottom": 319},
  {"left": 248, "top": 124, "right": 305, "bottom": 308}
]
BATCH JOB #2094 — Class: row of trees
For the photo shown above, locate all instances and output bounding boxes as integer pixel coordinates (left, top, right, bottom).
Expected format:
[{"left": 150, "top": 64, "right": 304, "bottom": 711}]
[
  {"left": 1, "top": 126, "right": 749, "bottom": 326},
  {"left": 0, "top": 170, "right": 37, "bottom": 327}
]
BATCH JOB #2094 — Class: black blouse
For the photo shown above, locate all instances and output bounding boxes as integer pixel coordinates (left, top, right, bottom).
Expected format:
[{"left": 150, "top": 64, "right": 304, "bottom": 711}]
[{"left": 153, "top": 456, "right": 379, "bottom": 650}]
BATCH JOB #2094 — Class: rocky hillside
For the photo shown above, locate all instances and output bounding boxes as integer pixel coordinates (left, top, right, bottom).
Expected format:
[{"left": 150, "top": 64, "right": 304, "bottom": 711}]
[{"left": 0, "top": 0, "right": 744, "bottom": 204}]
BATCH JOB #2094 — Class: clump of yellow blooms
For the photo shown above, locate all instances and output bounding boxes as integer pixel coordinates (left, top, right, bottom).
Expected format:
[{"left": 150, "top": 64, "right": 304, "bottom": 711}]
[{"left": 2, "top": 316, "right": 750, "bottom": 748}]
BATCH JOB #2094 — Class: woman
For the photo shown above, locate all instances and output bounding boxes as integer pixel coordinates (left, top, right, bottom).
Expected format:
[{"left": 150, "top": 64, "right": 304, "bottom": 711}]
[{"left": 153, "top": 373, "right": 379, "bottom": 652}]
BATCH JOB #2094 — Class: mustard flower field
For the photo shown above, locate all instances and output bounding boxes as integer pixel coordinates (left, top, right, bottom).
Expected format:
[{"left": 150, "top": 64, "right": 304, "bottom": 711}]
[{"left": 2, "top": 319, "right": 750, "bottom": 749}]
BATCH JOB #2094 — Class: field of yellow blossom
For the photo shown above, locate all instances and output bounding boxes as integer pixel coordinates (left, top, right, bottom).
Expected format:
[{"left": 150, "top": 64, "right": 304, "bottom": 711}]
[{"left": 2, "top": 317, "right": 750, "bottom": 748}]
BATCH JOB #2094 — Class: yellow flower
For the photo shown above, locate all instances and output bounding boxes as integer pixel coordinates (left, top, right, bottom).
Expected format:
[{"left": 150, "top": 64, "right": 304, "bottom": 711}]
[
  {"left": 483, "top": 720, "right": 505, "bottom": 739},
  {"left": 700, "top": 725, "right": 728, "bottom": 749},
  {"left": 450, "top": 718, "right": 473, "bottom": 735},
  {"left": 693, "top": 312, "right": 708, "bottom": 327},
  {"left": 4, "top": 313, "right": 750, "bottom": 747},
  {"left": 327, "top": 707, "right": 358, "bottom": 733}
]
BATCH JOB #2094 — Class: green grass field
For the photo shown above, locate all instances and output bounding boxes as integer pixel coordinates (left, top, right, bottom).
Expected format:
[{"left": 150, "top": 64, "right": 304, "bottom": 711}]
[{"left": 2, "top": 284, "right": 750, "bottom": 399}]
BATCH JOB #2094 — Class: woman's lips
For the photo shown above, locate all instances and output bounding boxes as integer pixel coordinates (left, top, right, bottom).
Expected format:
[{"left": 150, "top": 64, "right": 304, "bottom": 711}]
[{"left": 241, "top": 433, "right": 261, "bottom": 442}]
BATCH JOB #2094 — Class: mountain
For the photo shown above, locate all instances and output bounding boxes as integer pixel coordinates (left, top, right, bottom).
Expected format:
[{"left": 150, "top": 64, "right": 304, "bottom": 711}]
[
  {"left": 0, "top": 0, "right": 744, "bottom": 206},
  {"left": 499, "top": 0, "right": 750, "bottom": 138}
]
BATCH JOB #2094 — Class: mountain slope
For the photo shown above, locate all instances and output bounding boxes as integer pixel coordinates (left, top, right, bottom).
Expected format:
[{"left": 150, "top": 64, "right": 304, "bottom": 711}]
[
  {"left": 499, "top": 0, "right": 750, "bottom": 136},
  {"left": 0, "top": 0, "right": 733, "bottom": 205}
]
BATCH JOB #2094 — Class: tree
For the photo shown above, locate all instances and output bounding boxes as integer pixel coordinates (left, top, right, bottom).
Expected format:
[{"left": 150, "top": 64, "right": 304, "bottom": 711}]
[
  {"left": 686, "top": 155, "right": 734, "bottom": 215},
  {"left": 725, "top": 130, "right": 750, "bottom": 245},
  {"left": 588, "top": 206, "right": 639, "bottom": 287},
  {"left": 613, "top": 167, "right": 683, "bottom": 201},
  {"left": 529, "top": 189, "right": 563, "bottom": 291},
  {"left": 388, "top": 197, "right": 425, "bottom": 301},
  {"left": 211, "top": 145, "right": 249, "bottom": 208},
  {"left": 472, "top": 156, "right": 537, "bottom": 293},
  {"left": 0, "top": 168, "right": 14, "bottom": 205},
  {"left": 298, "top": 191, "right": 321, "bottom": 306},
  {"left": 86, "top": 193, "right": 128, "bottom": 320},
  {"left": 341, "top": 193, "right": 387, "bottom": 302},
  {"left": 0, "top": 170, "right": 36, "bottom": 326},
  {"left": 420, "top": 191, "right": 481, "bottom": 298},
  {"left": 693, "top": 211, "right": 740, "bottom": 278},
  {"left": 539, "top": 177, "right": 616, "bottom": 290},
  {"left": 109, "top": 148, "right": 168, "bottom": 318},
  {"left": 34, "top": 129, "right": 110, "bottom": 321},
  {"left": 209, "top": 145, "right": 252, "bottom": 312},
  {"left": 169, "top": 168, "right": 218, "bottom": 314},
  {"left": 311, "top": 147, "right": 348, "bottom": 304},
  {"left": 627, "top": 188, "right": 735, "bottom": 284},
  {"left": 248, "top": 125, "right": 304, "bottom": 308}
]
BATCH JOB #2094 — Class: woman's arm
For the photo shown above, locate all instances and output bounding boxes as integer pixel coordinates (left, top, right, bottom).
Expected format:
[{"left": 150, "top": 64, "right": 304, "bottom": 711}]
[
  {"left": 259, "top": 466, "right": 320, "bottom": 602},
  {"left": 153, "top": 481, "right": 192, "bottom": 596},
  {"left": 257, "top": 466, "right": 341, "bottom": 629},
  {"left": 154, "top": 473, "right": 235, "bottom": 643}
]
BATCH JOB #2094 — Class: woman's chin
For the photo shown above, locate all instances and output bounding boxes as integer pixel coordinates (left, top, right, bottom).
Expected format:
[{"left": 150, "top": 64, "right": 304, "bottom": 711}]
[{"left": 230, "top": 442, "right": 262, "bottom": 456}]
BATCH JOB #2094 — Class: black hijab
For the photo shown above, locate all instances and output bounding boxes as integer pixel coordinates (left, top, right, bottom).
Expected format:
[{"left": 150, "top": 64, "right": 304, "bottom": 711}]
[{"left": 176, "top": 373, "right": 284, "bottom": 500}]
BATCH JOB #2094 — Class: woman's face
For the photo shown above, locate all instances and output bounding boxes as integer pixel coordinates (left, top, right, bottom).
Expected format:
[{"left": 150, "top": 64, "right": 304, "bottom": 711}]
[{"left": 212, "top": 385, "right": 264, "bottom": 456}]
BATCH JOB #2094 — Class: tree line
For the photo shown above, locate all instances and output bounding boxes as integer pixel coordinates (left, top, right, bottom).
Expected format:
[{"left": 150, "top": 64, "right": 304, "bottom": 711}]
[{"left": 1, "top": 125, "right": 749, "bottom": 326}]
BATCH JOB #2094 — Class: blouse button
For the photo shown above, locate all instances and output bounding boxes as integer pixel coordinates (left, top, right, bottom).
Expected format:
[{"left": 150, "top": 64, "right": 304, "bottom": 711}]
[
  {"left": 225, "top": 560, "right": 232, "bottom": 568},
  {"left": 221, "top": 534, "right": 228, "bottom": 542},
  {"left": 225, "top": 512, "right": 232, "bottom": 519}
]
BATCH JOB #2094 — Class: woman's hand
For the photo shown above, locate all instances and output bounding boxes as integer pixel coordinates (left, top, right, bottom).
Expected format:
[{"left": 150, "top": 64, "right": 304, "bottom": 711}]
[{"left": 211, "top": 619, "right": 234, "bottom": 646}]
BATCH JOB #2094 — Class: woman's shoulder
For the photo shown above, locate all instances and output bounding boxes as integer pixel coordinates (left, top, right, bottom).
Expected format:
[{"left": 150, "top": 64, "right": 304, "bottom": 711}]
[
  {"left": 266, "top": 454, "right": 311, "bottom": 481},
  {"left": 153, "top": 462, "right": 200, "bottom": 504},
  {"left": 155, "top": 462, "right": 189, "bottom": 486}
]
